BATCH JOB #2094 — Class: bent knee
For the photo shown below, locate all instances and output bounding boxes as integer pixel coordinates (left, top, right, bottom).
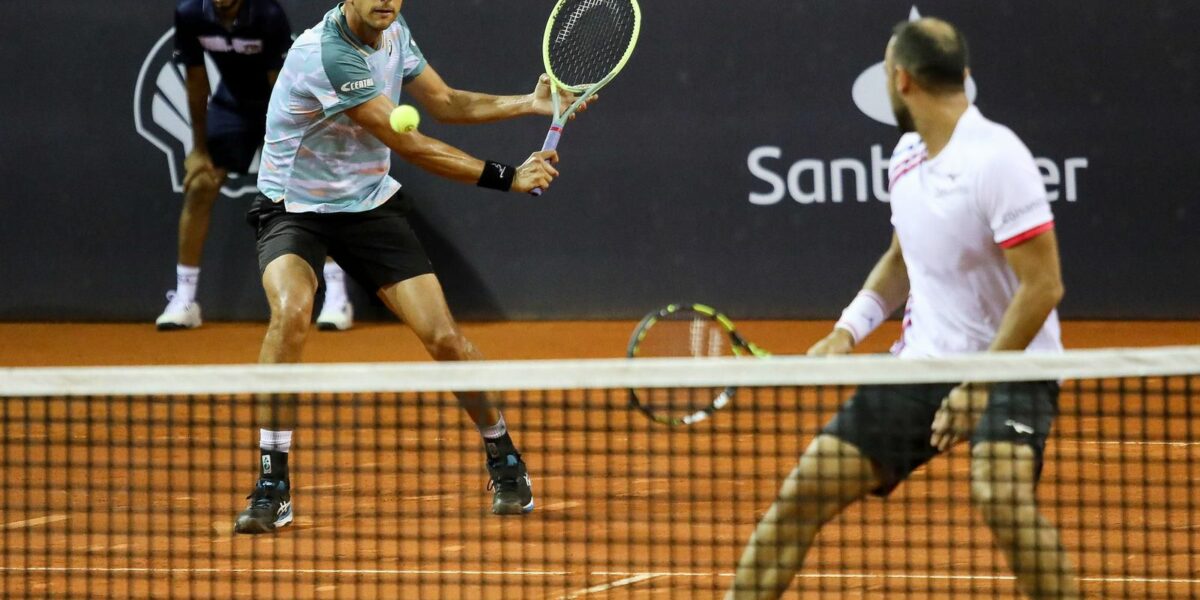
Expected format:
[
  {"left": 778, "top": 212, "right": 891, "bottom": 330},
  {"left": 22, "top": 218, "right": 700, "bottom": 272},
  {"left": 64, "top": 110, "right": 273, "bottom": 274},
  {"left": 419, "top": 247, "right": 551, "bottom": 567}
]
[
  {"left": 271, "top": 295, "right": 314, "bottom": 330},
  {"left": 423, "top": 329, "right": 470, "bottom": 360},
  {"left": 773, "top": 436, "right": 877, "bottom": 519},
  {"left": 187, "top": 173, "right": 223, "bottom": 197}
]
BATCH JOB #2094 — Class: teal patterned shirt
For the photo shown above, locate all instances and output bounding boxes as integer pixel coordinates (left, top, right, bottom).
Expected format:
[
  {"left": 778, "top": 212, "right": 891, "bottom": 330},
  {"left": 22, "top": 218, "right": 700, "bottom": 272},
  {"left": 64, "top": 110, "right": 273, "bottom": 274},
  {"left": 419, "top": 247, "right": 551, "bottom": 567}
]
[{"left": 258, "top": 4, "right": 426, "bottom": 212}]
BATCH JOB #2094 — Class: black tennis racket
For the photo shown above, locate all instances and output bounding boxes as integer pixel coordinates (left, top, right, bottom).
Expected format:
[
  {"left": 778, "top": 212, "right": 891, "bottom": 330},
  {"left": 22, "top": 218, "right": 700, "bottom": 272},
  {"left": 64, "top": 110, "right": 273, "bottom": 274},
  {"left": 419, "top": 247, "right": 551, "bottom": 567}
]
[{"left": 626, "top": 303, "right": 770, "bottom": 426}]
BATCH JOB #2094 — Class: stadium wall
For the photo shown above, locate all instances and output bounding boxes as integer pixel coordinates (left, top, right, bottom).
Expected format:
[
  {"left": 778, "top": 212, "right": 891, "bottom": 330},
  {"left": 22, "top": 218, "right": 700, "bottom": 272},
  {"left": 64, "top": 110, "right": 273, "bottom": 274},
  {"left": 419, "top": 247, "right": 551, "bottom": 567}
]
[{"left": 0, "top": 1, "right": 1195, "bottom": 320}]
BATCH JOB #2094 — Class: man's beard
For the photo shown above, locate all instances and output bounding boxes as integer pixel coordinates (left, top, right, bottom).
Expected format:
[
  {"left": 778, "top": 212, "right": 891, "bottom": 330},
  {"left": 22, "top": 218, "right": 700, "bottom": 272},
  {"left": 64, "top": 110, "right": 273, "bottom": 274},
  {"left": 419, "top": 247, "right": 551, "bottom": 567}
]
[{"left": 893, "top": 103, "right": 916, "bottom": 135}]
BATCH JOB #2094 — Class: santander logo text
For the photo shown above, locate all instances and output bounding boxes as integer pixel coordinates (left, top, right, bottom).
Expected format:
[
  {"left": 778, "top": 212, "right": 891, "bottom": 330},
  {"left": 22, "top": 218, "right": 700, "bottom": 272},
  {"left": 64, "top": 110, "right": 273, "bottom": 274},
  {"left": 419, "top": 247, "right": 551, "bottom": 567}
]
[{"left": 748, "top": 6, "right": 1088, "bottom": 207}]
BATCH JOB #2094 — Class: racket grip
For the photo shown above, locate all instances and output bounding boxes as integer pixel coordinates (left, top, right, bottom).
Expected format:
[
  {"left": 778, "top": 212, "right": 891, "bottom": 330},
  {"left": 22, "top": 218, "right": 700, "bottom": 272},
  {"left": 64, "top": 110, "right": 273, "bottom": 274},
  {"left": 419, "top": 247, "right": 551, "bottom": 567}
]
[{"left": 530, "top": 125, "right": 563, "bottom": 196}]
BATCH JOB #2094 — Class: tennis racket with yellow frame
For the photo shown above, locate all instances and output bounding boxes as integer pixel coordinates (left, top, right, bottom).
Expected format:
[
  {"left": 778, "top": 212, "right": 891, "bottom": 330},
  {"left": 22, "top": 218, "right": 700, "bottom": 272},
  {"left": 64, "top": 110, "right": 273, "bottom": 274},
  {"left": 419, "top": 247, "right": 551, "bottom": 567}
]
[
  {"left": 626, "top": 303, "right": 770, "bottom": 426},
  {"left": 531, "top": 0, "right": 642, "bottom": 195}
]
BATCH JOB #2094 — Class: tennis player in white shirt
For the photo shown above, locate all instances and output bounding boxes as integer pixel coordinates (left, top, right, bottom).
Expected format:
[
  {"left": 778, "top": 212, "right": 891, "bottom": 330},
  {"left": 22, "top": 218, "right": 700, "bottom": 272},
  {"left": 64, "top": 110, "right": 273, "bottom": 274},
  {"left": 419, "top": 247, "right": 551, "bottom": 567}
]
[{"left": 729, "top": 16, "right": 1080, "bottom": 600}]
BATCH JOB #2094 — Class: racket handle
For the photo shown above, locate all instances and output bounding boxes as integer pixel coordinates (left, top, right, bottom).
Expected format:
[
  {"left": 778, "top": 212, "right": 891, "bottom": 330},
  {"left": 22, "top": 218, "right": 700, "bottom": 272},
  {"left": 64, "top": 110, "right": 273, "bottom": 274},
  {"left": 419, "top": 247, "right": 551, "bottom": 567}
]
[{"left": 530, "top": 125, "right": 563, "bottom": 196}]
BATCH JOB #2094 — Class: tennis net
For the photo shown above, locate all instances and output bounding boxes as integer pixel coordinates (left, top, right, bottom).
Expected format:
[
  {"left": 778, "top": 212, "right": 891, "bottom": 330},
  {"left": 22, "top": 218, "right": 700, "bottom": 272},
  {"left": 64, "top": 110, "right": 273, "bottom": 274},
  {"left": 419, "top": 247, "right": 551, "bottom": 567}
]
[{"left": 1, "top": 346, "right": 1197, "bottom": 599}]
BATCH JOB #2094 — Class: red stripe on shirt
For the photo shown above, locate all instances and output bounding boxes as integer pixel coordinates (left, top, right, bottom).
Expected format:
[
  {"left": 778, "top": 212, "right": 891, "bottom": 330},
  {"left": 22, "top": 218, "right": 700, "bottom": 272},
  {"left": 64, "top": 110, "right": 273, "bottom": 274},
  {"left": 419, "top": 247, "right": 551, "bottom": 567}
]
[
  {"left": 888, "top": 162, "right": 921, "bottom": 191},
  {"left": 890, "top": 153, "right": 924, "bottom": 176},
  {"left": 998, "top": 221, "right": 1055, "bottom": 249}
]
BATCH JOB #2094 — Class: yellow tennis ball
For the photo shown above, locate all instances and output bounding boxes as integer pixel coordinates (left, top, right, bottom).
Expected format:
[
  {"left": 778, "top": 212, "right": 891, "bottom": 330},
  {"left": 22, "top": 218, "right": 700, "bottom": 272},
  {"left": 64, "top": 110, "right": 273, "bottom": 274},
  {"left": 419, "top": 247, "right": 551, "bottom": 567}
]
[{"left": 389, "top": 104, "right": 420, "bottom": 133}]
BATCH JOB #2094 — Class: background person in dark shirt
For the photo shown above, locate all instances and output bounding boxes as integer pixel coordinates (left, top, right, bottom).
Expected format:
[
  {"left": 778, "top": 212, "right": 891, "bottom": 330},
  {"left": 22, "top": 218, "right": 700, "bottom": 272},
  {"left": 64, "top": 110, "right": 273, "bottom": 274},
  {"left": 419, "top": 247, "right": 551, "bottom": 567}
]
[{"left": 158, "top": 0, "right": 354, "bottom": 331}]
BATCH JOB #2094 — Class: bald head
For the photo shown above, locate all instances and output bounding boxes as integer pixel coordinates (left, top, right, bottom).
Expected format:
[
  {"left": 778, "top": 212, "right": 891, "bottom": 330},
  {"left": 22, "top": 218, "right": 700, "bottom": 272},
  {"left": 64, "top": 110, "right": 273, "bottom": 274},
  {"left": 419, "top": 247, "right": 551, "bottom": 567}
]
[{"left": 889, "top": 17, "right": 969, "bottom": 94}]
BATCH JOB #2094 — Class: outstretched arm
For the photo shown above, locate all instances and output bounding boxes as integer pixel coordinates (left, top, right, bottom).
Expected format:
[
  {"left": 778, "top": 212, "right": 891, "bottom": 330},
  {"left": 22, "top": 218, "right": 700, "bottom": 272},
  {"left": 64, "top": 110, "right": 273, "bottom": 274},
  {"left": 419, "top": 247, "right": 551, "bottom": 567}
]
[
  {"left": 403, "top": 67, "right": 590, "bottom": 124},
  {"left": 343, "top": 95, "right": 559, "bottom": 193}
]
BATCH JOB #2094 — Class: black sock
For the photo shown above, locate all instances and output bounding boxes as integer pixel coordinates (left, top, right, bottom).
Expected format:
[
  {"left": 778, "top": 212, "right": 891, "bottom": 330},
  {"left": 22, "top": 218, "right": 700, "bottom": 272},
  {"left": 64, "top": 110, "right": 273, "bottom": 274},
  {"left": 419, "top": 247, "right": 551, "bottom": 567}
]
[
  {"left": 259, "top": 448, "right": 289, "bottom": 482},
  {"left": 483, "top": 432, "right": 517, "bottom": 461}
]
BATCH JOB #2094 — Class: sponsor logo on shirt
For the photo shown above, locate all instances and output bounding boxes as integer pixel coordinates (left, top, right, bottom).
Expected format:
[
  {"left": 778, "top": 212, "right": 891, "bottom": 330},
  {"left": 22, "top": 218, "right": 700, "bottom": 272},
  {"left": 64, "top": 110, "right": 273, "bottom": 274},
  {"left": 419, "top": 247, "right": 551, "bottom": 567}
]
[
  {"left": 198, "top": 35, "right": 264, "bottom": 55},
  {"left": 1001, "top": 200, "right": 1044, "bottom": 225},
  {"left": 341, "top": 78, "right": 375, "bottom": 92},
  {"left": 1005, "top": 419, "right": 1035, "bottom": 435}
]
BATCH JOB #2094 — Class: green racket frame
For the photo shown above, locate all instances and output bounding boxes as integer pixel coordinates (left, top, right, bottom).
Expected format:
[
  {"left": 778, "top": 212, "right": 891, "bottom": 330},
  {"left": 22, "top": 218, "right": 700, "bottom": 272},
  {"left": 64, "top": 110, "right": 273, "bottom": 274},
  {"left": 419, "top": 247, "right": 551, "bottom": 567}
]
[{"left": 532, "top": 0, "right": 642, "bottom": 195}]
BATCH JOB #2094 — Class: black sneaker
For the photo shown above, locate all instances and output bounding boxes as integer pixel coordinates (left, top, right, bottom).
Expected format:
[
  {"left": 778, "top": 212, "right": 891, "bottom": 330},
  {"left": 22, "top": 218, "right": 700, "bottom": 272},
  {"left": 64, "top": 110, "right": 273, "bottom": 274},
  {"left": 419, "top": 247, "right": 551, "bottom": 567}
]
[
  {"left": 486, "top": 453, "right": 534, "bottom": 515},
  {"left": 234, "top": 478, "right": 293, "bottom": 534}
]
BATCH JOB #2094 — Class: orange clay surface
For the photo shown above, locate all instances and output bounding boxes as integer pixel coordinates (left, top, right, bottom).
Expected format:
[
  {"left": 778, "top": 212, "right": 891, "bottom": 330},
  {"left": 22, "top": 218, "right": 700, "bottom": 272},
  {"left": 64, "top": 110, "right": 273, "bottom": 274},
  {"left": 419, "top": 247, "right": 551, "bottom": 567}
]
[{"left": 1, "top": 321, "right": 1197, "bottom": 598}]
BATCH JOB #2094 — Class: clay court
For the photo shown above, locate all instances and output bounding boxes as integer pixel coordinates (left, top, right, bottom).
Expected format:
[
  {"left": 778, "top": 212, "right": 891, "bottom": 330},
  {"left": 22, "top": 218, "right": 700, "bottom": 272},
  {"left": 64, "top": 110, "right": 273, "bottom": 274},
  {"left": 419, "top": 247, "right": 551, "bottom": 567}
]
[{"left": 1, "top": 321, "right": 1197, "bottom": 598}]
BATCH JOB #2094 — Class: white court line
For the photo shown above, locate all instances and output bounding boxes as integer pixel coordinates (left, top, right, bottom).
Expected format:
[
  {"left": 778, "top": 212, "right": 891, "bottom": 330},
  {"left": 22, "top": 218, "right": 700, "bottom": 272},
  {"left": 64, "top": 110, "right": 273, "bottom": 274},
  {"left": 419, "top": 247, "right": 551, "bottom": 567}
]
[
  {"left": 1081, "top": 441, "right": 1199, "bottom": 447},
  {"left": 539, "top": 501, "right": 581, "bottom": 512},
  {"left": 594, "top": 571, "right": 1200, "bottom": 584},
  {"left": 1, "top": 567, "right": 567, "bottom": 576},
  {"left": 2, "top": 514, "right": 67, "bottom": 530},
  {"left": 558, "top": 573, "right": 665, "bottom": 599},
  {"left": 3, "top": 566, "right": 1196, "bottom": 586}
]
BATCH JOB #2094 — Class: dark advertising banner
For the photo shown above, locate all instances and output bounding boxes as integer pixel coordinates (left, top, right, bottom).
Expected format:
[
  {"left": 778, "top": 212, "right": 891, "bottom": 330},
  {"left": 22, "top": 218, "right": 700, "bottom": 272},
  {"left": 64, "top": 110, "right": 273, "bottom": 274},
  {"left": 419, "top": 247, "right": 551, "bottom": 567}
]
[{"left": 1, "top": 1, "right": 1196, "bottom": 321}]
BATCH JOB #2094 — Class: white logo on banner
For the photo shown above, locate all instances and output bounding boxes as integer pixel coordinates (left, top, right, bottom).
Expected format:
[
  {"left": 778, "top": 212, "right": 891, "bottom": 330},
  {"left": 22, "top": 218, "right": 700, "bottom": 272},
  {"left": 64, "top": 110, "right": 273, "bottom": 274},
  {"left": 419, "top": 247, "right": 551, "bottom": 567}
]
[
  {"left": 133, "top": 29, "right": 260, "bottom": 197},
  {"left": 746, "top": 6, "right": 1088, "bottom": 206}
]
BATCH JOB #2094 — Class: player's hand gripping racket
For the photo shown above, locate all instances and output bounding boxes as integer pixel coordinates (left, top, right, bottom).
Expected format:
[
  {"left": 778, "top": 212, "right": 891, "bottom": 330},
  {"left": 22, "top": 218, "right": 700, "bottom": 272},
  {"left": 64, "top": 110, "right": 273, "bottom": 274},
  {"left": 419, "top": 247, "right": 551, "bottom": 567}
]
[
  {"left": 531, "top": 0, "right": 642, "bottom": 195},
  {"left": 626, "top": 303, "right": 770, "bottom": 426}
]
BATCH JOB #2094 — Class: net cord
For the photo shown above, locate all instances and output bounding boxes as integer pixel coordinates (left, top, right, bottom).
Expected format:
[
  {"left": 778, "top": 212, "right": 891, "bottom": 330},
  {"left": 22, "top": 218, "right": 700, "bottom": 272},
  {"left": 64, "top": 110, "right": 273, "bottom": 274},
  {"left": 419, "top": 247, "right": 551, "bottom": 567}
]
[{"left": 1, "top": 346, "right": 1197, "bottom": 397}]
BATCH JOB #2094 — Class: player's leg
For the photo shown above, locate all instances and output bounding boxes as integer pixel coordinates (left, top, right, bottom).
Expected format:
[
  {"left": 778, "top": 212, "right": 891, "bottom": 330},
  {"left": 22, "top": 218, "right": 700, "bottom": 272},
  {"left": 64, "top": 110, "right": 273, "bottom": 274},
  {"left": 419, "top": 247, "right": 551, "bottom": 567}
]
[
  {"left": 970, "top": 382, "right": 1080, "bottom": 599},
  {"left": 257, "top": 255, "right": 319, "bottom": 364},
  {"left": 378, "top": 274, "right": 534, "bottom": 514},
  {"left": 728, "top": 383, "right": 952, "bottom": 599},
  {"left": 235, "top": 255, "right": 318, "bottom": 534},
  {"left": 325, "top": 192, "right": 534, "bottom": 514},
  {"left": 727, "top": 434, "right": 880, "bottom": 599},
  {"left": 156, "top": 167, "right": 228, "bottom": 330},
  {"left": 316, "top": 258, "right": 355, "bottom": 331},
  {"left": 377, "top": 274, "right": 494, "bottom": 424},
  {"left": 176, "top": 168, "right": 229, "bottom": 268},
  {"left": 157, "top": 99, "right": 246, "bottom": 330},
  {"left": 235, "top": 196, "right": 327, "bottom": 534}
]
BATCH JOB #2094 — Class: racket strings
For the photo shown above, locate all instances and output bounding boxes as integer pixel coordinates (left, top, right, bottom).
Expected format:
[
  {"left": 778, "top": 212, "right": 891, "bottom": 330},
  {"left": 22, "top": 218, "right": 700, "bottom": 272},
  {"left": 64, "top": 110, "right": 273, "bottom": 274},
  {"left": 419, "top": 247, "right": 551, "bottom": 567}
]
[
  {"left": 632, "top": 316, "right": 732, "bottom": 420},
  {"left": 636, "top": 318, "right": 731, "bottom": 359},
  {"left": 548, "top": 0, "right": 638, "bottom": 87}
]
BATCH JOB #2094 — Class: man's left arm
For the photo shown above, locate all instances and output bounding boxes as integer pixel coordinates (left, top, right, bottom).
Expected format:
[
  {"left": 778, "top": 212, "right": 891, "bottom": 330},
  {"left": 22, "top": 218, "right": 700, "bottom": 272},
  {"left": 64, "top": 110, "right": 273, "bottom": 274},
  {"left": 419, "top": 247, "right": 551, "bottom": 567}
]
[{"left": 404, "top": 67, "right": 587, "bottom": 124}]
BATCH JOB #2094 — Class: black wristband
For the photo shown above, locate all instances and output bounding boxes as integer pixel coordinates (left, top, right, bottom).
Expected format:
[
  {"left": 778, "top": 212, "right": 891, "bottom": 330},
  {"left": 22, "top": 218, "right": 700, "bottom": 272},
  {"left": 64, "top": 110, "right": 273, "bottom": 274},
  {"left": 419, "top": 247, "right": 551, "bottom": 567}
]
[{"left": 477, "top": 160, "right": 515, "bottom": 192}]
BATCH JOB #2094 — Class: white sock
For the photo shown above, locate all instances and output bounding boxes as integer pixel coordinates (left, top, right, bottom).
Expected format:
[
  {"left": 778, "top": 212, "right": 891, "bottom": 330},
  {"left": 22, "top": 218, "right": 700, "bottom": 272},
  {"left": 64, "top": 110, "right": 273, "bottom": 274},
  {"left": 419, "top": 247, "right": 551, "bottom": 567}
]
[
  {"left": 323, "top": 261, "right": 348, "bottom": 307},
  {"left": 478, "top": 414, "right": 507, "bottom": 440},
  {"left": 175, "top": 265, "right": 200, "bottom": 304},
  {"left": 259, "top": 428, "right": 293, "bottom": 453}
]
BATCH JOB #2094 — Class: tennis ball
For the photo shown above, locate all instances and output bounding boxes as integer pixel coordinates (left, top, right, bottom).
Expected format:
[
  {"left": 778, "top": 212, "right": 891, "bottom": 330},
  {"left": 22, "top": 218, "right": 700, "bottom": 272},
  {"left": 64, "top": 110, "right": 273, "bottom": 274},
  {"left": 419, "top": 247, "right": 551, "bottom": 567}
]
[{"left": 389, "top": 104, "right": 420, "bottom": 133}]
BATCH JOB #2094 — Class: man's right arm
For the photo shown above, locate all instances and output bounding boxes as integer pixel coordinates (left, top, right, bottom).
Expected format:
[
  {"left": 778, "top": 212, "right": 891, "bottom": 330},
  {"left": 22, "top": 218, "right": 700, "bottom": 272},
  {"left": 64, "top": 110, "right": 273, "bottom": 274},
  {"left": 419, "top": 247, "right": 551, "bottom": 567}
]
[
  {"left": 858, "top": 231, "right": 911, "bottom": 315},
  {"left": 807, "top": 232, "right": 909, "bottom": 355},
  {"left": 343, "top": 95, "right": 559, "bottom": 193},
  {"left": 184, "top": 66, "right": 211, "bottom": 155},
  {"left": 173, "top": 6, "right": 210, "bottom": 157}
]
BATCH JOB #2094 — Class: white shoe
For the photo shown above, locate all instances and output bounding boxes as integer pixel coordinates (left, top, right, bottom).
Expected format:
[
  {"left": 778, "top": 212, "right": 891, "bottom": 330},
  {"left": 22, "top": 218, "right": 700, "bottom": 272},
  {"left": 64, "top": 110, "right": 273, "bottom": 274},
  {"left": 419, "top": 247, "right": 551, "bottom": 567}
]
[
  {"left": 155, "top": 291, "right": 202, "bottom": 331},
  {"left": 316, "top": 300, "right": 353, "bottom": 331}
]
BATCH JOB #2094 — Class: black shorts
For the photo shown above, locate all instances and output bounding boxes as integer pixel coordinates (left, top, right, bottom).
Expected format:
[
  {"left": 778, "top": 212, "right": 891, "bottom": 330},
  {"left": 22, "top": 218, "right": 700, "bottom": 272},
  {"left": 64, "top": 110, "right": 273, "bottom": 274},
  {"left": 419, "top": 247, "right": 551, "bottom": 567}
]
[
  {"left": 206, "top": 100, "right": 265, "bottom": 174},
  {"left": 821, "top": 380, "right": 1059, "bottom": 497},
  {"left": 247, "top": 192, "right": 434, "bottom": 291}
]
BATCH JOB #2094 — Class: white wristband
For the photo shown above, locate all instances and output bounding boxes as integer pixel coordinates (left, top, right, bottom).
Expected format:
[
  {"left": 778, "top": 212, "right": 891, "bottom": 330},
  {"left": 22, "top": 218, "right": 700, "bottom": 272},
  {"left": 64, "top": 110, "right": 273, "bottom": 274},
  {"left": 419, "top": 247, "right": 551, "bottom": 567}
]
[{"left": 834, "top": 290, "right": 889, "bottom": 344}]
